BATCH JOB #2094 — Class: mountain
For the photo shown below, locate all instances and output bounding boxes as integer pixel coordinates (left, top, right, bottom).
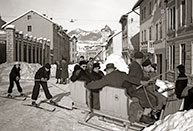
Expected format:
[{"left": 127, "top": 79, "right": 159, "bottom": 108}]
[{"left": 68, "top": 28, "right": 102, "bottom": 42}]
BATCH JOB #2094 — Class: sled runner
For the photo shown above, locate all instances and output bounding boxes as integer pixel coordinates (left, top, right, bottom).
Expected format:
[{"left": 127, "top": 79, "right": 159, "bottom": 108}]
[{"left": 41, "top": 101, "right": 73, "bottom": 110}]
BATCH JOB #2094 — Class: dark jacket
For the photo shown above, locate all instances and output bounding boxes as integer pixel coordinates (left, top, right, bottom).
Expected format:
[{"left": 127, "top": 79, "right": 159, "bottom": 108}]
[
  {"left": 90, "top": 71, "right": 104, "bottom": 81},
  {"left": 126, "top": 61, "right": 144, "bottom": 85},
  {"left": 9, "top": 65, "right": 21, "bottom": 79},
  {"left": 70, "top": 68, "right": 91, "bottom": 83},
  {"left": 86, "top": 70, "right": 128, "bottom": 90},
  {"left": 55, "top": 62, "right": 61, "bottom": 79},
  {"left": 35, "top": 67, "right": 50, "bottom": 80},
  {"left": 60, "top": 61, "right": 69, "bottom": 79},
  {"left": 175, "top": 74, "right": 188, "bottom": 99}
]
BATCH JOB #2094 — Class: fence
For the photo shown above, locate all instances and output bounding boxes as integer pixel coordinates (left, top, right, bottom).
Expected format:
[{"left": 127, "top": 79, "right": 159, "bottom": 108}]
[{"left": 1, "top": 25, "right": 50, "bottom": 65}]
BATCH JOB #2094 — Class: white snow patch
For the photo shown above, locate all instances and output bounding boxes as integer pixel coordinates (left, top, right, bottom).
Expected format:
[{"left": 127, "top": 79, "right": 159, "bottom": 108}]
[{"left": 143, "top": 110, "right": 193, "bottom": 131}]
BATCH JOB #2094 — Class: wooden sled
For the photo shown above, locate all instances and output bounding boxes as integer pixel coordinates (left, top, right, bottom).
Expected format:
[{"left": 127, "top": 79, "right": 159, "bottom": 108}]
[{"left": 70, "top": 81, "right": 148, "bottom": 130}]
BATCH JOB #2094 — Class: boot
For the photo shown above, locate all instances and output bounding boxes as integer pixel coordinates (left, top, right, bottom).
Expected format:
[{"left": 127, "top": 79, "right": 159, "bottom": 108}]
[
  {"left": 32, "top": 101, "right": 38, "bottom": 107},
  {"left": 50, "top": 100, "right": 57, "bottom": 105},
  {"left": 7, "top": 93, "right": 12, "bottom": 98}
]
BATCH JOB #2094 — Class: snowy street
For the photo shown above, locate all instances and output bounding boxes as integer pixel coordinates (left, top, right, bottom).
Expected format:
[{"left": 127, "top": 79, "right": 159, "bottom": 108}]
[{"left": 0, "top": 78, "right": 126, "bottom": 131}]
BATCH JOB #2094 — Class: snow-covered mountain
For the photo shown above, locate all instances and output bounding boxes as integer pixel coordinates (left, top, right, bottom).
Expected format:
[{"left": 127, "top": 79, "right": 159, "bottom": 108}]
[{"left": 68, "top": 28, "right": 102, "bottom": 42}]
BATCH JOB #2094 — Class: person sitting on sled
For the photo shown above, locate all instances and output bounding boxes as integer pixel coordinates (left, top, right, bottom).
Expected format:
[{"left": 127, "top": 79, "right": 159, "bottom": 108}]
[
  {"left": 31, "top": 63, "right": 56, "bottom": 106},
  {"left": 7, "top": 62, "right": 24, "bottom": 97}
]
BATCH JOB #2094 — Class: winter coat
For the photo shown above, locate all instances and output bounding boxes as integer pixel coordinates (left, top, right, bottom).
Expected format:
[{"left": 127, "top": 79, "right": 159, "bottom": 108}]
[
  {"left": 35, "top": 67, "right": 50, "bottom": 80},
  {"left": 175, "top": 74, "right": 188, "bottom": 99},
  {"left": 55, "top": 63, "right": 61, "bottom": 79},
  {"left": 9, "top": 65, "right": 21, "bottom": 80},
  {"left": 88, "top": 70, "right": 104, "bottom": 110},
  {"left": 70, "top": 68, "right": 92, "bottom": 84},
  {"left": 126, "top": 61, "right": 144, "bottom": 85},
  {"left": 85, "top": 70, "right": 128, "bottom": 90},
  {"left": 60, "top": 61, "right": 69, "bottom": 80}
]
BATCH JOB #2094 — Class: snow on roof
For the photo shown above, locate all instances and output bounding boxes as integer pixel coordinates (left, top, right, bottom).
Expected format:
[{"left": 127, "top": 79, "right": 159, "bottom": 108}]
[{"left": 2, "top": 9, "right": 56, "bottom": 28}]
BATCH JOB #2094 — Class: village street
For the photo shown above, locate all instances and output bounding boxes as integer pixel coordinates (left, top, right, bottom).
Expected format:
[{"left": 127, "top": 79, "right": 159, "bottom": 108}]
[{"left": 0, "top": 78, "right": 125, "bottom": 131}]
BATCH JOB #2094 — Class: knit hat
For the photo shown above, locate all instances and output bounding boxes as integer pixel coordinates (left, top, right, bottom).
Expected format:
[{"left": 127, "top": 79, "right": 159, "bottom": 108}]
[
  {"left": 44, "top": 63, "right": 51, "bottom": 69},
  {"left": 142, "top": 59, "right": 151, "bottom": 67},
  {"left": 177, "top": 64, "right": 185, "bottom": 74},
  {"left": 134, "top": 51, "right": 144, "bottom": 59}
]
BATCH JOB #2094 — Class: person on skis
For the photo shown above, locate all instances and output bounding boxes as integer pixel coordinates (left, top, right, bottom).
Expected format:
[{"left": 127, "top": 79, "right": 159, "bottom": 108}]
[
  {"left": 7, "top": 63, "right": 24, "bottom": 97},
  {"left": 31, "top": 63, "right": 56, "bottom": 106}
]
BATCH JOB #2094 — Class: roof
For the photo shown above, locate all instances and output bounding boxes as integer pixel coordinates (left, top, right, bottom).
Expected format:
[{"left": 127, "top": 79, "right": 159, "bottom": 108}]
[
  {"left": 132, "top": 0, "right": 144, "bottom": 11},
  {"left": 2, "top": 9, "right": 56, "bottom": 28}
]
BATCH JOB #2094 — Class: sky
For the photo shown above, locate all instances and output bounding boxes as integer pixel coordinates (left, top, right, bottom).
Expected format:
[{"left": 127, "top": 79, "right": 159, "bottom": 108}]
[{"left": 0, "top": 0, "right": 138, "bottom": 32}]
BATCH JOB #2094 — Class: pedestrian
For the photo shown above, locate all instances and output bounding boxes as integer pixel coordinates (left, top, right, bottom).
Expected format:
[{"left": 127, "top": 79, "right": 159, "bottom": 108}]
[
  {"left": 55, "top": 60, "right": 61, "bottom": 84},
  {"left": 7, "top": 63, "right": 24, "bottom": 97},
  {"left": 175, "top": 64, "right": 193, "bottom": 110},
  {"left": 60, "top": 58, "right": 69, "bottom": 84},
  {"left": 31, "top": 63, "right": 56, "bottom": 106}
]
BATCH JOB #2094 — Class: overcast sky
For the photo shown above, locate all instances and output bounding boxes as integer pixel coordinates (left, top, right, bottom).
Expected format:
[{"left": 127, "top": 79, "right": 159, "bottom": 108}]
[{"left": 0, "top": 0, "right": 138, "bottom": 32}]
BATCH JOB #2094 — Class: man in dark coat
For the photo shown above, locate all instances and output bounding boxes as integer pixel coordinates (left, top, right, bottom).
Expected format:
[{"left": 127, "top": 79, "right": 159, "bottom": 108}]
[
  {"left": 7, "top": 63, "right": 24, "bottom": 97},
  {"left": 86, "top": 63, "right": 128, "bottom": 90},
  {"left": 88, "top": 63, "right": 104, "bottom": 110},
  {"left": 122, "top": 52, "right": 155, "bottom": 124},
  {"left": 31, "top": 63, "right": 56, "bottom": 106},
  {"left": 60, "top": 58, "right": 69, "bottom": 84},
  {"left": 55, "top": 60, "right": 61, "bottom": 84},
  {"left": 175, "top": 64, "right": 193, "bottom": 110},
  {"left": 70, "top": 60, "right": 91, "bottom": 84}
]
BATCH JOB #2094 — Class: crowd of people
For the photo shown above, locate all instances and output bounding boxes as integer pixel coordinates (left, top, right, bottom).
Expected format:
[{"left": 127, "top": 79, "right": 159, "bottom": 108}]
[{"left": 6, "top": 52, "right": 193, "bottom": 125}]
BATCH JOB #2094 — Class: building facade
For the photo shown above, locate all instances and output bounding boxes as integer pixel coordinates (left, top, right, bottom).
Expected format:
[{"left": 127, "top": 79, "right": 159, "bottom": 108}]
[
  {"left": 132, "top": 0, "right": 167, "bottom": 79},
  {"left": 2, "top": 10, "right": 70, "bottom": 64},
  {"left": 165, "top": 0, "right": 193, "bottom": 81},
  {"left": 70, "top": 36, "right": 78, "bottom": 63},
  {"left": 119, "top": 12, "right": 140, "bottom": 64}
]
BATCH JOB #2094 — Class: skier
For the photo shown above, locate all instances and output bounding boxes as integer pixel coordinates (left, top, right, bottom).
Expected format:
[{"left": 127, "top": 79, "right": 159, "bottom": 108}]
[
  {"left": 7, "top": 63, "right": 24, "bottom": 97},
  {"left": 31, "top": 63, "right": 56, "bottom": 106}
]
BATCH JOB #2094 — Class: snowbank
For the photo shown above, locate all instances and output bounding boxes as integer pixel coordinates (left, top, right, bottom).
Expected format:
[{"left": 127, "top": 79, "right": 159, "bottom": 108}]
[
  {"left": 0, "top": 62, "right": 41, "bottom": 82},
  {"left": 143, "top": 110, "right": 193, "bottom": 131},
  {"left": 102, "top": 54, "right": 129, "bottom": 74}
]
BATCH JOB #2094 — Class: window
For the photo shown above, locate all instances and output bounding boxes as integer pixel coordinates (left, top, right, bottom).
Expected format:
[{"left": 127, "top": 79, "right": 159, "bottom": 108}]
[
  {"left": 160, "top": 22, "right": 162, "bottom": 39},
  {"left": 180, "top": 44, "right": 186, "bottom": 65},
  {"left": 179, "top": 0, "right": 186, "bottom": 26},
  {"left": 142, "top": 31, "right": 143, "bottom": 41},
  {"left": 169, "top": 45, "right": 175, "bottom": 70},
  {"left": 191, "top": 0, "right": 193, "bottom": 23},
  {"left": 156, "top": 24, "right": 159, "bottom": 40},
  {"left": 144, "top": 30, "right": 146, "bottom": 41},
  {"left": 149, "top": 2, "right": 152, "bottom": 15},
  {"left": 144, "top": 7, "right": 146, "bottom": 19},
  {"left": 27, "top": 15, "right": 31, "bottom": 20},
  {"left": 149, "top": 27, "right": 152, "bottom": 40},
  {"left": 27, "top": 25, "right": 32, "bottom": 32},
  {"left": 168, "top": 7, "right": 176, "bottom": 30}
]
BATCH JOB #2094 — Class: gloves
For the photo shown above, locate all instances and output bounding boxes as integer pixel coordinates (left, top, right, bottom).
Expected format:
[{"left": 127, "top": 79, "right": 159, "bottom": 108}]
[
  {"left": 41, "top": 78, "right": 47, "bottom": 82},
  {"left": 16, "top": 76, "right": 20, "bottom": 81},
  {"left": 75, "top": 69, "right": 81, "bottom": 76}
]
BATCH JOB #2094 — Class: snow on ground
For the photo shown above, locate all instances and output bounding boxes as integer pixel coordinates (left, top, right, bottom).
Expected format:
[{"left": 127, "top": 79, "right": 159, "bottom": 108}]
[{"left": 143, "top": 110, "right": 193, "bottom": 131}]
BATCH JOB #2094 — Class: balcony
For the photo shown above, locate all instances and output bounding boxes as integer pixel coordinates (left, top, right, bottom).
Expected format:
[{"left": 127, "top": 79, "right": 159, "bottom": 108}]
[{"left": 140, "top": 40, "right": 154, "bottom": 53}]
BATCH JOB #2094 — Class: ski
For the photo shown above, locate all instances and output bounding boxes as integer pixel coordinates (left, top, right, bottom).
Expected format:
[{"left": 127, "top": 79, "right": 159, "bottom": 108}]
[
  {"left": 42, "top": 101, "right": 73, "bottom": 110},
  {"left": 0, "top": 95, "right": 27, "bottom": 101},
  {"left": 22, "top": 104, "right": 56, "bottom": 112}
]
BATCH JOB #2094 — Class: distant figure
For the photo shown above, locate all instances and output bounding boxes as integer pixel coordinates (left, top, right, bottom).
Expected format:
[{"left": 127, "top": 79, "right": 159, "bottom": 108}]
[
  {"left": 87, "top": 58, "right": 94, "bottom": 73},
  {"left": 7, "top": 63, "right": 24, "bottom": 97},
  {"left": 31, "top": 63, "right": 56, "bottom": 106},
  {"left": 60, "top": 58, "right": 69, "bottom": 84},
  {"left": 55, "top": 60, "right": 61, "bottom": 84},
  {"left": 175, "top": 64, "right": 193, "bottom": 110}
]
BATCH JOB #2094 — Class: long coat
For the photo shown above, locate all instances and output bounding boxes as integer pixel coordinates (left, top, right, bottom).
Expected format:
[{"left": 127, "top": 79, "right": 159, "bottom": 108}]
[
  {"left": 55, "top": 63, "right": 61, "bottom": 79},
  {"left": 60, "top": 61, "right": 69, "bottom": 80}
]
